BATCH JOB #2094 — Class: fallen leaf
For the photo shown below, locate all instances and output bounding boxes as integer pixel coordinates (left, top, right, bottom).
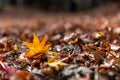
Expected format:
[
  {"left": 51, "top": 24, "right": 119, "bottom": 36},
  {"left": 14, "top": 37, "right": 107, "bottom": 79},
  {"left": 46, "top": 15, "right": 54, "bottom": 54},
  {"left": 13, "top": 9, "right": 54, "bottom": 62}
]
[
  {"left": 23, "top": 33, "right": 51, "bottom": 59},
  {"left": 47, "top": 56, "right": 67, "bottom": 70},
  {"left": 13, "top": 44, "right": 18, "bottom": 51}
]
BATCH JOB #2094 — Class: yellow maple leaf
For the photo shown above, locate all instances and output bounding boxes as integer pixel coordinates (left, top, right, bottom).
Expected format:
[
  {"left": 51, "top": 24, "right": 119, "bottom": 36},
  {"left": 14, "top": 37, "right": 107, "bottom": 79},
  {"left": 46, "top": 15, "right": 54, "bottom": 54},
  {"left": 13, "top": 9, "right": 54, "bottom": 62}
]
[
  {"left": 23, "top": 33, "right": 51, "bottom": 59},
  {"left": 47, "top": 56, "right": 68, "bottom": 70}
]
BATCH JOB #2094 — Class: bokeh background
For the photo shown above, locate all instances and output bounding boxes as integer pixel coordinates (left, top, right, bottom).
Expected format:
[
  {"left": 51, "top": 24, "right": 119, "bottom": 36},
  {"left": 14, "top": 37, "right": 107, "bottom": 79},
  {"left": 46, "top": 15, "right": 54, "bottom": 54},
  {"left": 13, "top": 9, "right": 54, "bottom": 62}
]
[
  {"left": 0, "top": 0, "right": 119, "bottom": 11},
  {"left": 0, "top": 0, "right": 120, "bottom": 32}
]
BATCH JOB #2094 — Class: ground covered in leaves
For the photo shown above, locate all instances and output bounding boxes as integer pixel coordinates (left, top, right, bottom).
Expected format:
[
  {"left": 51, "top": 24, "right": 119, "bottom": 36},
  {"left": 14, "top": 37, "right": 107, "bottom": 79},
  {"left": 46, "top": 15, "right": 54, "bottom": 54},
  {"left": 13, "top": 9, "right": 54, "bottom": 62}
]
[{"left": 0, "top": 2, "right": 120, "bottom": 80}]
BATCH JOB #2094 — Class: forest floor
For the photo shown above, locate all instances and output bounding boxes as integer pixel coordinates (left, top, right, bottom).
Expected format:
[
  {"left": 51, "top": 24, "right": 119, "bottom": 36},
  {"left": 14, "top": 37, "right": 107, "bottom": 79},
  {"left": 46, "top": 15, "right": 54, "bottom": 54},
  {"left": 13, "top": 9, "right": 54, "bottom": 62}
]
[{"left": 0, "top": 2, "right": 120, "bottom": 80}]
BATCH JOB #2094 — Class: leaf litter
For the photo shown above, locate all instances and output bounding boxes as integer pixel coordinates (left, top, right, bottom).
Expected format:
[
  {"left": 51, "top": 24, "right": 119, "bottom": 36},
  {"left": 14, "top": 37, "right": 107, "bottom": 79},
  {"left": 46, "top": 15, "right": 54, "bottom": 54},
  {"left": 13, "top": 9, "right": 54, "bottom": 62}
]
[{"left": 0, "top": 22, "right": 120, "bottom": 80}]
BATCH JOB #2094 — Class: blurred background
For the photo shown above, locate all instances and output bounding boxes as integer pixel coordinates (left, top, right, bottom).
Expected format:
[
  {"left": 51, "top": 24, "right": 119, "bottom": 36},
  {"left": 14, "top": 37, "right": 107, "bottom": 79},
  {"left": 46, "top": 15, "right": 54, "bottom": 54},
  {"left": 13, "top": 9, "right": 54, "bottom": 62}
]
[
  {"left": 0, "top": 0, "right": 120, "bottom": 31},
  {"left": 0, "top": 0, "right": 119, "bottom": 11}
]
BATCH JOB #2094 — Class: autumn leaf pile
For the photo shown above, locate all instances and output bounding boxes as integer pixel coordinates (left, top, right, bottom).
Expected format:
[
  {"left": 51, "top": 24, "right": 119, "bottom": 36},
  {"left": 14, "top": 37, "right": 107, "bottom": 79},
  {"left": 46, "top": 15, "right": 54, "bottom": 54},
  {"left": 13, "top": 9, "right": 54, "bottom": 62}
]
[{"left": 0, "top": 22, "right": 119, "bottom": 80}]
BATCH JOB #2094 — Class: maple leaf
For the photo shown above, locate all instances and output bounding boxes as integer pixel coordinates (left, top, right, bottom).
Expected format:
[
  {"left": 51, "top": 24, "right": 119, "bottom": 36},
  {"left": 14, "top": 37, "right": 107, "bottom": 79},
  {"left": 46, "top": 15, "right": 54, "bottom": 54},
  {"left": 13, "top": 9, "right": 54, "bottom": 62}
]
[
  {"left": 23, "top": 33, "right": 51, "bottom": 59},
  {"left": 47, "top": 56, "right": 68, "bottom": 70}
]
